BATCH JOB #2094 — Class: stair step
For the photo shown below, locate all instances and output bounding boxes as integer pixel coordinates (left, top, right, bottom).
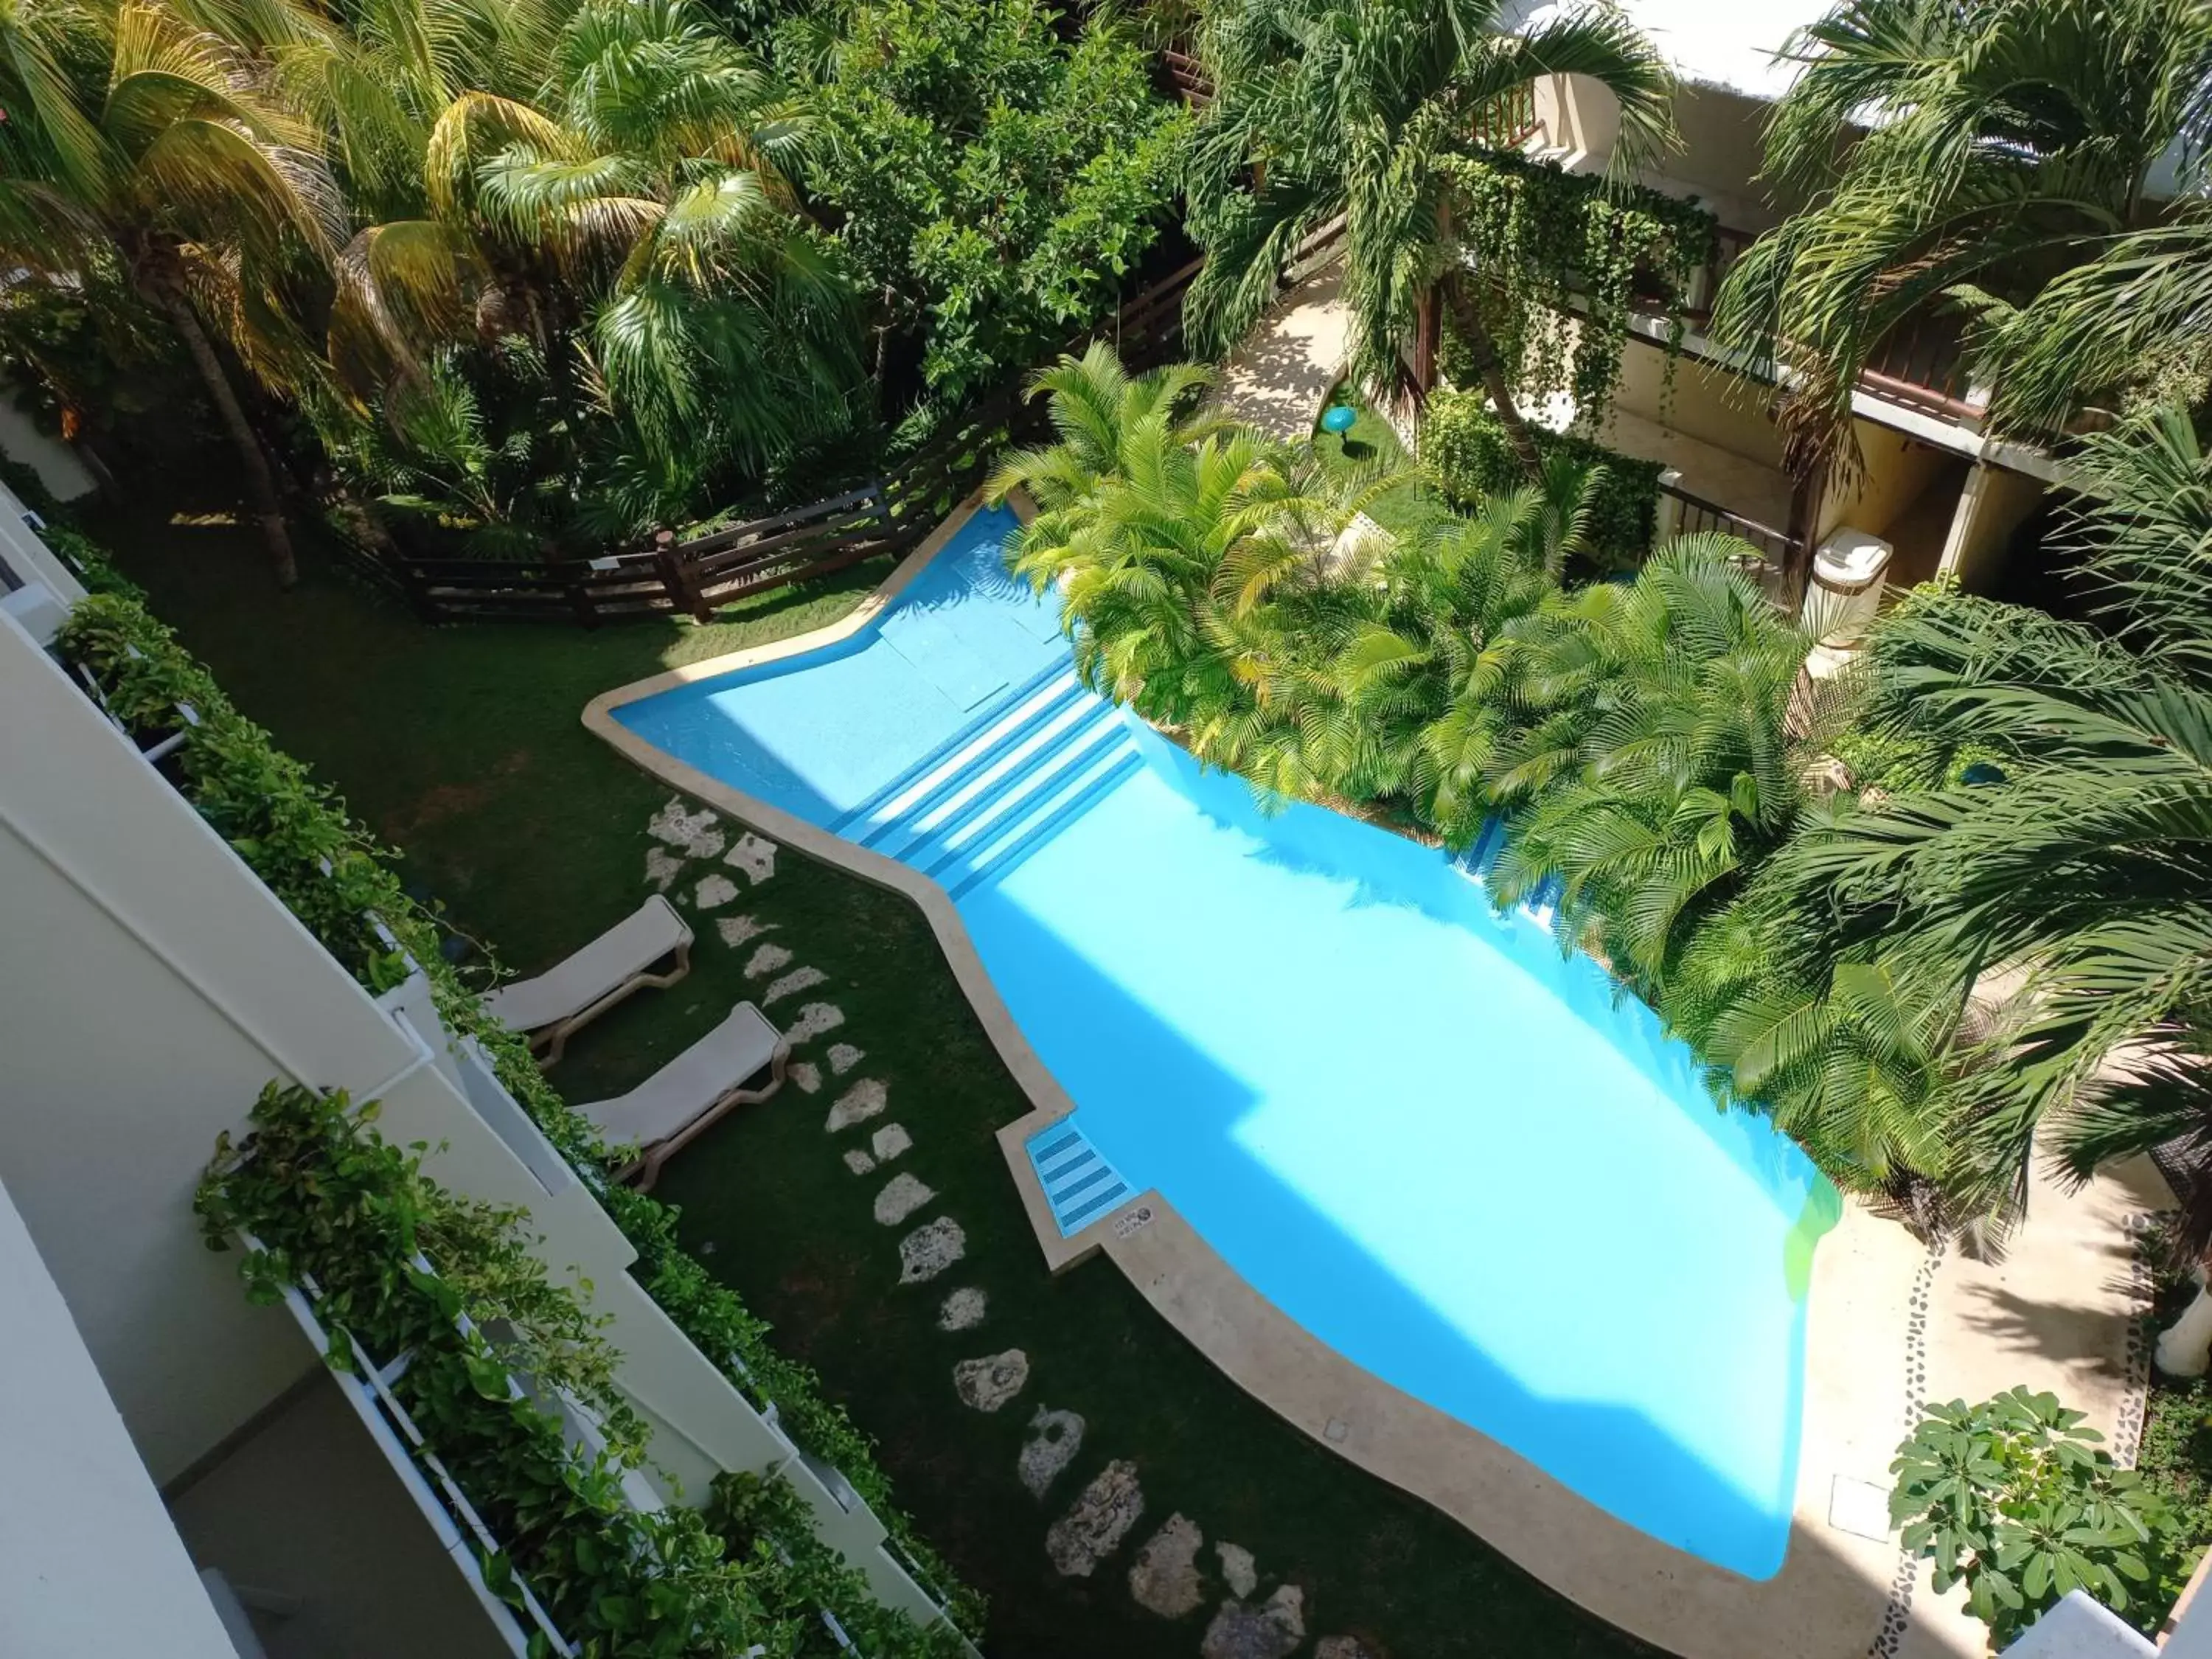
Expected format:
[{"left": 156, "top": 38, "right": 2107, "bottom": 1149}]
[
  {"left": 832, "top": 658, "right": 1070, "bottom": 834},
  {"left": 877, "top": 692, "right": 1108, "bottom": 859},
  {"left": 854, "top": 676, "right": 1086, "bottom": 847},
  {"left": 1023, "top": 1119, "right": 1133, "bottom": 1237},
  {"left": 913, "top": 714, "right": 1132, "bottom": 877},
  {"left": 949, "top": 737, "right": 1144, "bottom": 899}
]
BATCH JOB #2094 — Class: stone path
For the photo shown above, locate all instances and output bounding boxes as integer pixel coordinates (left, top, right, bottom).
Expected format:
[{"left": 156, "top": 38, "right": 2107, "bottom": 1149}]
[
  {"left": 1212, "top": 264, "right": 1349, "bottom": 443},
  {"left": 645, "top": 788, "right": 1352, "bottom": 1653}
]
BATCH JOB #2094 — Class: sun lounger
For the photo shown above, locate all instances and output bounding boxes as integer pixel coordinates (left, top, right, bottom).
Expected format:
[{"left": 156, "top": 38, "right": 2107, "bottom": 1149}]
[
  {"left": 480, "top": 895, "right": 692, "bottom": 1064},
  {"left": 575, "top": 1001, "right": 789, "bottom": 1189}
]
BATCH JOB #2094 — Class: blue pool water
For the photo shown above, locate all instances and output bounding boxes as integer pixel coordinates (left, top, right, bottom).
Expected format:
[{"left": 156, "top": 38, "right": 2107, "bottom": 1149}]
[{"left": 615, "top": 505, "right": 1836, "bottom": 1578}]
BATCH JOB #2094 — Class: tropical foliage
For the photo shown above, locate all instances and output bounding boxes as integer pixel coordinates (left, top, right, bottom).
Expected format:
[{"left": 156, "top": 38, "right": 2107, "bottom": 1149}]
[
  {"left": 1713, "top": 0, "right": 2212, "bottom": 467},
  {"left": 0, "top": 0, "right": 1192, "bottom": 572},
  {"left": 1888, "top": 1388, "right": 2183, "bottom": 1643},
  {"left": 1182, "top": 0, "right": 1681, "bottom": 470},
  {"left": 1718, "top": 412, "right": 2212, "bottom": 1242},
  {"left": 990, "top": 346, "right": 1809, "bottom": 959},
  {"left": 794, "top": 0, "right": 1188, "bottom": 408}
]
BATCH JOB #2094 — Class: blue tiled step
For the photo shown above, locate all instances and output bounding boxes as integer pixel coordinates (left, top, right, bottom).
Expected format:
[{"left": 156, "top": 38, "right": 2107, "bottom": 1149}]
[
  {"left": 1026, "top": 1120, "right": 1133, "bottom": 1235},
  {"left": 830, "top": 660, "right": 1072, "bottom": 836}
]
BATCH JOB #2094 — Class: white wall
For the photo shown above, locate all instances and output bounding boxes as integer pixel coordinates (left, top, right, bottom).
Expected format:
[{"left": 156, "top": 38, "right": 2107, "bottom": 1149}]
[
  {"left": 0, "top": 382, "right": 96, "bottom": 502},
  {"left": 0, "top": 1178, "right": 240, "bottom": 1659},
  {"left": 0, "top": 610, "right": 423, "bottom": 1479},
  {"left": 0, "top": 600, "right": 954, "bottom": 1632}
]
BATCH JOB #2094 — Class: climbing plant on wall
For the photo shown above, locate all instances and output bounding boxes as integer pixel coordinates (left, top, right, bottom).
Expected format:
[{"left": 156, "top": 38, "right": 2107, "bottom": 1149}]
[{"left": 1436, "top": 153, "right": 1717, "bottom": 427}]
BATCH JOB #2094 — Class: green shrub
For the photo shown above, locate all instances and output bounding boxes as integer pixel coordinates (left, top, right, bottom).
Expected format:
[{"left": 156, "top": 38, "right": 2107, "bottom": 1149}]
[
  {"left": 1889, "top": 1386, "right": 2188, "bottom": 1644},
  {"left": 1419, "top": 386, "right": 1662, "bottom": 573}
]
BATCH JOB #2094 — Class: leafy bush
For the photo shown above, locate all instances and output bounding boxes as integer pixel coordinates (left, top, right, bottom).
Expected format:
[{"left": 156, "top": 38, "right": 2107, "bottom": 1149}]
[
  {"left": 795, "top": 0, "right": 1189, "bottom": 404},
  {"left": 200, "top": 1084, "right": 968, "bottom": 1658},
  {"left": 1890, "top": 1387, "right": 2185, "bottom": 1643},
  {"left": 1419, "top": 387, "right": 1662, "bottom": 572}
]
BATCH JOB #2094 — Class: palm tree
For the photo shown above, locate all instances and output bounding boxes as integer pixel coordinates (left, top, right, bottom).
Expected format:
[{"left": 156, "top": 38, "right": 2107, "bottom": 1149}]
[
  {"left": 1720, "top": 411, "right": 2212, "bottom": 1252},
  {"left": 992, "top": 360, "right": 1332, "bottom": 731},
  {"left": 1484, "top": 536, "right": 1811, "bottom": 986},
  {"left": 1252, "top": 464, "right": 1582, "bottom": 835},
  {"left": 330, "top": 0, "right": 857, "bottom": 511},
  {"left": 0, "top": 0, "right": 346, "bottom": 584},
  {"left": 1182, "top": 0, "right": 1675, "bottom": 472},
  {"left": 1711, "top": 0, "right": 2212, "bottom": 470}
]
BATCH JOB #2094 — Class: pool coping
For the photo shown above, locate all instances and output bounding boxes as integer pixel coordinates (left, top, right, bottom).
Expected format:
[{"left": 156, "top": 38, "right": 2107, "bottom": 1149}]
[{"left": 580, "top": 495, "right": 1949, "bottom": 1659}]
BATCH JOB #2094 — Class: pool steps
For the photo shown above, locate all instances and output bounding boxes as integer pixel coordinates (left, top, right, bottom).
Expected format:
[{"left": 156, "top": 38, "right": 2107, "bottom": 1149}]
[
  {"left": 1454, "top": 816, "right": 1561, "bottom": 926},
  {"left": 1025, "top": 1119, "right": 1134, "bottom": 1236},
  {"left": 830, "top": 660, "right": 1144, "bottom": 898}
]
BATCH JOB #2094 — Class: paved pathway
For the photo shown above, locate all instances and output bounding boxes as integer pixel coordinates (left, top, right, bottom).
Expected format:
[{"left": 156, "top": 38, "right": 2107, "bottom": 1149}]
[{"left": 1211, "top": 265, "right": 1351, "bottom": 442}]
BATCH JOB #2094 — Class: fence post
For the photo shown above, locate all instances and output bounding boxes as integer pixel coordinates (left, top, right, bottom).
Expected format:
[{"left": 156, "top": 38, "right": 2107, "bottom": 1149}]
[
  {"left": 650, "top": 529, "right": 700, "bottom": 623},
  {"left": 566, "top": 568, "right": 599, "bottom": 630},
  {"left": 394, "top": 557, "right": 441, "bottom": 623}
]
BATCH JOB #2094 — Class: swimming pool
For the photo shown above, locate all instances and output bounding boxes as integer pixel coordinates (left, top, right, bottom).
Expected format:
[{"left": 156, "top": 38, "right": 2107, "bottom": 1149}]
[{"left": 610, "top": 504, "right": 1837, "bottom": 1579}]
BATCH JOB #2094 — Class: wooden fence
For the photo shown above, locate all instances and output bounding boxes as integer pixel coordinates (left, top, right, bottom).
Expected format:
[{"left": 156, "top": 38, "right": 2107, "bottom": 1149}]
[{"left": 349, "top": 220, "right": 1226, "bottom": 625}]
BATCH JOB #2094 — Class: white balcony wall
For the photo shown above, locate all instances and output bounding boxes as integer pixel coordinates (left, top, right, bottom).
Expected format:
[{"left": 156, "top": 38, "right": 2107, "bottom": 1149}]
[
  {"left": 0, "top": 598, "right": 956, "bottom": 1636},
  {"left": 0, "top": 606, "right": 416, "bottom": 1479},
  {"left": 0, "top": 1176, "right": 239, "bottom": 1659},
  {"left": 0, "top": 475, "right": 88, "bottom": 604}
]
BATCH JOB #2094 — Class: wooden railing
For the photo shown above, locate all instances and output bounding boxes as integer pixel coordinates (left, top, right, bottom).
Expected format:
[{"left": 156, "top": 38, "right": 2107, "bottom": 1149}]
[
  {"left": 1671, "top": 223, "right": 1984, "bottom": 425},
  {"left": 1161, "top": 46, "right": 1209, "bottom": 105},
  {"left": 349, "top": 241, "right": 1225, "bottom": 625}
]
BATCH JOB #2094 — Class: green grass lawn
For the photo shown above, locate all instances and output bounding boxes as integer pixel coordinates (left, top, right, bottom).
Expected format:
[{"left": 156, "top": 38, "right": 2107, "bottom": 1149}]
[
  {"left": 97, "top": 487, "right": 1660, "bottom": 1659},
  {"left": 1310, "top": 394, "right": 1430, "bottom": 537}
]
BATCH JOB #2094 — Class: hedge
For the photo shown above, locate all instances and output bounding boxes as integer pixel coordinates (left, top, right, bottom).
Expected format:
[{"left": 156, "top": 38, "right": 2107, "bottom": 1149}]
[{"left": 1419, "top": 387, "right": 1663, "bottom": 574}]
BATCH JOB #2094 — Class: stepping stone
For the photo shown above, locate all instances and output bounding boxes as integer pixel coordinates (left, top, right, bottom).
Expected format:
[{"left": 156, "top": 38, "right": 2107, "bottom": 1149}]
[
  {"left": 1315, "top": 1639, "right": 1380, "bottom": 1659},
  {"left": 826, "top": 1079, "right": 886, "bottom": 1132},
  {"left": 1019, "top": 1407, "right": 1083, "bottom": 1497},
  {"left": 765, "top": 966, "right": 827, "bottom": 1004},
  {"left": 648, "top": 798, "right": 724, "bottom": 858},
  {"left": 952, "top": 1349, "right": 1029, "bottom": 1412},
  {"left": 716, "top": 914, "right": 769, "bottom": 947},
  {"left": 724, "top": 832, "right": 776, "bottom": 885},
  {"left": 899, "top": 1217, "right": 965, "bottom": 1283},
  {"left": 790, "top": 1061, "right": 821, "bottom": 1095},
  {"left": 693, "top": 874, "right": 739, "bottom": 911},
  {"left": 873, "top": 1172, "right": 936, "bottom": 1226},
  {"left": 1128, "top": 1514, "right": 1204, "bottom": 1618},
  {"left": 1217, "top": 1543, "right": 1256, "bottom": 1599},
  {"left": 938, "top": 1287, "right": 987, "bottom": 1332},
  {"left": 785, "top": 1002, "right": 844, "bottom": 1043},
  {"left": 744, "top": 942, "right": 792, "bottom": 978},
  {"left": 827, "top": 1043, "right": 865, "bottom": 1075},
  {"left": 1046, "top": 1460, "right": 1143, "bottom": 1577},
  {"left": 870, "top": 1124, "right": 911, "bottom": 1162},
  {"left": 646, "top": 846, "right": 684, "bottom": 891},
  {"left": 843, "top": 1149, "right": 876, "bottom": 1176},
  {"left": 1201, "top": 1587, "right": 1304, "bottom": 1659}
]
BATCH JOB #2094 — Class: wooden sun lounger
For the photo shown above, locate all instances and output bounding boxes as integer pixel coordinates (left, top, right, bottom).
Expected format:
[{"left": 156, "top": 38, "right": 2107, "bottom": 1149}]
[
  {"left": 480, "top": 894, "right": 692, "bottom": 1065},
  {"left": 574, "top": 1001, "right": 789, "bottom": 1190}
]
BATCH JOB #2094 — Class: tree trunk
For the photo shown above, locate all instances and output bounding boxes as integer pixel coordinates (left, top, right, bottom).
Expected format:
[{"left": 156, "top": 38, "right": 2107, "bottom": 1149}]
[
  {"left": 1441, "top": 271, "right": 1544, "bottom": 481},
  {"left": 159, "top": 290, "right": 298, "bottom": 588}
]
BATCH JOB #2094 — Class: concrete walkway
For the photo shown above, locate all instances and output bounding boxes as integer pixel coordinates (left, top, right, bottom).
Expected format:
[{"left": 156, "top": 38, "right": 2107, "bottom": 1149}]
[{"left": 1212, "top": 265, "right": 1351, "bottom": 442}]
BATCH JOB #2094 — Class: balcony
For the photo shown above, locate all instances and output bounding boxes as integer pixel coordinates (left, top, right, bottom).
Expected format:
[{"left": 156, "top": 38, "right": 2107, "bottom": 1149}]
[{"left": 1660, "top": 226, "right": 1989, "bottom": 431}]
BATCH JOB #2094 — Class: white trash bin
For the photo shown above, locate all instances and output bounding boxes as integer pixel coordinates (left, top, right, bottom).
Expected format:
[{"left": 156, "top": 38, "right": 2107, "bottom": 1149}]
[{"left": 1804, "top": 529, "right": 1894, "bottom": 648}]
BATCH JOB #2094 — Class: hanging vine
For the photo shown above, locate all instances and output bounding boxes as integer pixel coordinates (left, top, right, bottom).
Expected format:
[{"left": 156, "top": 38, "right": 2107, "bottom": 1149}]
[{"left": 1434, "top": 152, "right": 1717, "bottom": 427}]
